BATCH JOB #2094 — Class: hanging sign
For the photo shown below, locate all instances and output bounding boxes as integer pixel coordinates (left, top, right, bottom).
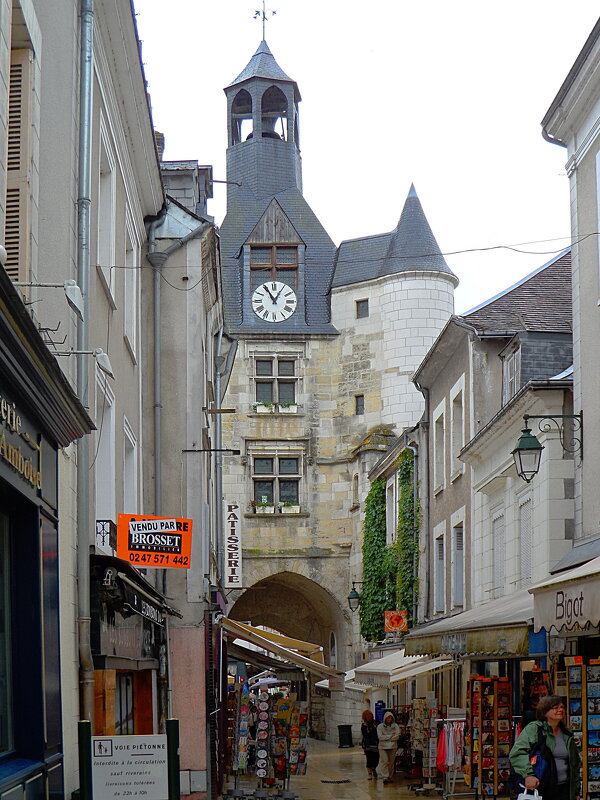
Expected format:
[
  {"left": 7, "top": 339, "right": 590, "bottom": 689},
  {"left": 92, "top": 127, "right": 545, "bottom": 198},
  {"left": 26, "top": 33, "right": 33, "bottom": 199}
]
[
  {"left": 224, "top": 502, "right": 242, "bottom": 587},
  {"left": 117, "top": 513, "right": 192, "bottom": 568},
  {"left": 384, "top": 610, "right": 409, "bottom": 632}
]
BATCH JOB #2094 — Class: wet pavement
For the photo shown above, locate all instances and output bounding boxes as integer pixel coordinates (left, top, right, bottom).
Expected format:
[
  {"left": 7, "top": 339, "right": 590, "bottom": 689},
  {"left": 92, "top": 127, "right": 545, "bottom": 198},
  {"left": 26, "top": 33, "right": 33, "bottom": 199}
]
[{"left": 222, "top": 738, "right": 470, "bottom": 799}]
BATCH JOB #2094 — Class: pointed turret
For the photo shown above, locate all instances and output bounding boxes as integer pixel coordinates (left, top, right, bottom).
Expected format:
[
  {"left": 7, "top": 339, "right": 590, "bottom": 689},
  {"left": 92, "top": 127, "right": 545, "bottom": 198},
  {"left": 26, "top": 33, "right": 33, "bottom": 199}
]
[
  {"left": 332, "top": 185, "right": 457, "bottom": 287},
  {"left": 226, "top": 40, "right": 300, "bottom": 100},
  {"left": 383, "top": 184, "right": 455, "bottom": 278}
]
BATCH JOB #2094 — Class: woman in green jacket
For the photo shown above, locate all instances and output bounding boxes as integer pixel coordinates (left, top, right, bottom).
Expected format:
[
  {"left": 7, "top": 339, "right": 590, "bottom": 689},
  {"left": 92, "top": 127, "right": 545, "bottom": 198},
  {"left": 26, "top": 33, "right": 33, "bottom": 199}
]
[{"left": 509, "top": 695, "right": 580, "bottom": 800}]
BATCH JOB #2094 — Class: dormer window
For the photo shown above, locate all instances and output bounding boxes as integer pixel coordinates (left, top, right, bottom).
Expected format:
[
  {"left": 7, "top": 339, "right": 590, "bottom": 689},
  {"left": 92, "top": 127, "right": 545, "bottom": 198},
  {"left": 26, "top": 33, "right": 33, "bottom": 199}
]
[
  {"left": 502, "top": 346, "right": 521, "bottom": 405},
  {"left": 250, "top": 245, "right": 298, "bottom": 290}
]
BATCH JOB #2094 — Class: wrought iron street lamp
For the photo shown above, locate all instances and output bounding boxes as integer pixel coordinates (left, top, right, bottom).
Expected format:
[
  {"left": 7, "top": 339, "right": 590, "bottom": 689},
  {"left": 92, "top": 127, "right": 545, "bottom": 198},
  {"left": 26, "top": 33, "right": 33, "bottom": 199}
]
[
  {"left": 512, "top": 412, "right": 583, "bottom": 483},
  {"left": 347, "top": 581, "right": 363, "bottom": 612}
]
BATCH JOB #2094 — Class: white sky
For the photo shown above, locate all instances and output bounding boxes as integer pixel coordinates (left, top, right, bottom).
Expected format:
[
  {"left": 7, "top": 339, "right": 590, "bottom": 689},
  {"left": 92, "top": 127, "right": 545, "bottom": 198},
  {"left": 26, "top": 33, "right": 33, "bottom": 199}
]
[{"left": 134, "top": 1, "right": 599, "bottom": 313}]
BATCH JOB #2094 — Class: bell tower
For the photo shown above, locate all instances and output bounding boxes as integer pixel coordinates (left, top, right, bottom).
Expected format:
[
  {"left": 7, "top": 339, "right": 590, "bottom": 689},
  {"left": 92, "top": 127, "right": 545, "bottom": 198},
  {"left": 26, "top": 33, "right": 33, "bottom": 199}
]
[{"left": 224, "top": 40, "right": 302, "bottom": 203}]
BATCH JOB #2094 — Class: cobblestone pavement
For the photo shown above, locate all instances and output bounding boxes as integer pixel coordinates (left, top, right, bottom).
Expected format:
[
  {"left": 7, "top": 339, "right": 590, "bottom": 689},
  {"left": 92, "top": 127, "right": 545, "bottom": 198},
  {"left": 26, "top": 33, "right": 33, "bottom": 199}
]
[{"left": 222, "top": 738, "right": 468, "bottom": 799}]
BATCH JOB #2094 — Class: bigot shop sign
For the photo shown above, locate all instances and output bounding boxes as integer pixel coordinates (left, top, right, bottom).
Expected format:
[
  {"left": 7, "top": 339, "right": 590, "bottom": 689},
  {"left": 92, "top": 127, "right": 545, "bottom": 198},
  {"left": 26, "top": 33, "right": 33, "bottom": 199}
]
[{"left": 555, "top": 587, "right": 585, "bottom": 628}]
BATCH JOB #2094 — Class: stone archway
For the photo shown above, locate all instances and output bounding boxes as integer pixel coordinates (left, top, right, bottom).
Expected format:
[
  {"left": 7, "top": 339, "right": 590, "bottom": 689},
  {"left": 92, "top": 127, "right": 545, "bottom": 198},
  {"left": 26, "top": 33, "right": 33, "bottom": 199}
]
[{"left": 229, "top": 571, "right": 346, "bottom": 667}]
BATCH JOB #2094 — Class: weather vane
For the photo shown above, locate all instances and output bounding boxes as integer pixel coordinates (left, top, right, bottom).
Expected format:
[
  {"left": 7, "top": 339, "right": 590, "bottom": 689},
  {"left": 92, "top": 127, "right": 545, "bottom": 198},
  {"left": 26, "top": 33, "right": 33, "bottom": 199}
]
[{"left": 254, "top": 1, "right": 277, "bottom": 40}]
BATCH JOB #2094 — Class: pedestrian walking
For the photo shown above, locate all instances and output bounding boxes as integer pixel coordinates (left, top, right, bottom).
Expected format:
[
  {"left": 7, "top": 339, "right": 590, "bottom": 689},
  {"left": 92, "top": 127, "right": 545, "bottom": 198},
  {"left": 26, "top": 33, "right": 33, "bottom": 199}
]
[
  {"left": 509, "top": 695, "right": 580, "bottom": 800},
  {"left": 377, "top": 711, "right": 400, "bottom": 784},
  {"left": 360, "top": 710, "right": 379, "bottom": 780}
]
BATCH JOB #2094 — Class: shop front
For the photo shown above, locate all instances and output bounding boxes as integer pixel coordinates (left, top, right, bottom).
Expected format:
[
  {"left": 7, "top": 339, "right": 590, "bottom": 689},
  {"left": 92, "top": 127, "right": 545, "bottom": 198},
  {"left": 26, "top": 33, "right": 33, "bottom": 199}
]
[
  {"left": 90, "top": 554, "right": 180, "bottom": 735},
  {"left": 530, "top": 556, "right": 600, "bottom": 798},
  {"left": 0, "top": 270, "right": 93, "bottom": 798}
]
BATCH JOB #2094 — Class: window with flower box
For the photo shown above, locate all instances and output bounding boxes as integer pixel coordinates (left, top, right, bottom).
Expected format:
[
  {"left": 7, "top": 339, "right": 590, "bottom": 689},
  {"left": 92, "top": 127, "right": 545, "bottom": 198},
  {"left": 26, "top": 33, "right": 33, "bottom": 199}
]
[
  {"left": 252, "top": 454, "right": 301, "bottom": 507},
  {"left": 254, "top": 357, "right": 298, "bottom": 406}
]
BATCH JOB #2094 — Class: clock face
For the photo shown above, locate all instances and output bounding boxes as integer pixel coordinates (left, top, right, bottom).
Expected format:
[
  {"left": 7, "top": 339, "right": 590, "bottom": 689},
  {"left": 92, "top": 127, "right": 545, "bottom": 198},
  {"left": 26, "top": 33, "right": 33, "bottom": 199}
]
[{"left": 252, "top": 281, "right": 297, "bottom": 322}]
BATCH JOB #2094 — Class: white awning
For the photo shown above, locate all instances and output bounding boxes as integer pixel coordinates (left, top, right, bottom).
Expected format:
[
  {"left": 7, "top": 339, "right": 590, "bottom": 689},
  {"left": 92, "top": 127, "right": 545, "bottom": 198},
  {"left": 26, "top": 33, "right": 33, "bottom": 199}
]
[
  {"left": 353, "top": 649, "right": 425, "bottom": 688},
  {"left": 529, "top": 555, "right": 600, "bottom": 632},
  {"left": 389, "top": 658, "right": 455, "bottom": 686},
  {"left": 221, "top": 617, "right": 343, "bottom": 680},
  {"left": 315, "top": 669, "right": 371, "bottom": 694}
]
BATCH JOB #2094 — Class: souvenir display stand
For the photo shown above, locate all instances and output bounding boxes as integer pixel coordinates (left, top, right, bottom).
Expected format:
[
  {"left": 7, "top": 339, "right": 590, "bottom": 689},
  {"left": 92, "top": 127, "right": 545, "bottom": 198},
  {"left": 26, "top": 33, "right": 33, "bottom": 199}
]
[
  {"left": 464, "top": 676, "right": 513, "bottom": 798},
  {"left": 565, "top": 656, "right": 600, "bottom": 799},
  {"left": 410, "top": 697, "right": 439, "bottom": 791},
  {"left": 225, "top": 687, "right": 309, "bottom": 800}
]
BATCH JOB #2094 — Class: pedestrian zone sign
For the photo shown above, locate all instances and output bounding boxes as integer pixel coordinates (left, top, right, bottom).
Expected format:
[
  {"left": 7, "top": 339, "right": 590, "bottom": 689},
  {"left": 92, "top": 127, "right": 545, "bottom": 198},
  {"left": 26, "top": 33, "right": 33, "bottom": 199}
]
[
  {"left": 92, "top": 735, "right": 168, "bottom": 800},
  {"left": 117, "top": 513, "right": 192, "bottom": 569}
]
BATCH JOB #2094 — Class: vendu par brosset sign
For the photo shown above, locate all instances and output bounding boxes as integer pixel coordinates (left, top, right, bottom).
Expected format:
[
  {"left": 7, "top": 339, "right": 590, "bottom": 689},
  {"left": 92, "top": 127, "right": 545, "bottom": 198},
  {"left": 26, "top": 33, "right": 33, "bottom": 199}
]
[
  {"left": 224, "top": 502, "right": 242, "bottom": 588},
  {"left": 117, "top": 514, "right": 192, "bottom": 569}
]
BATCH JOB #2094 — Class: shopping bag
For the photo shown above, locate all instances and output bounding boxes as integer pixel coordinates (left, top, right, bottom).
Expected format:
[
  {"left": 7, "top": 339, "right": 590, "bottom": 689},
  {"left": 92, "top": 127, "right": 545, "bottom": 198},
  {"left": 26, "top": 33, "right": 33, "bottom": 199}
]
[{"left": 516, "top": 789, "right": 542, "bottom": 800}]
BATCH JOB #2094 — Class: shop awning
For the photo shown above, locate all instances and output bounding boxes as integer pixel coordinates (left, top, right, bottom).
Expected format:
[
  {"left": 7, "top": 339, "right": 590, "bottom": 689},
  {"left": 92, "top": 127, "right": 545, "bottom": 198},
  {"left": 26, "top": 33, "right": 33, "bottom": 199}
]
[
  {"left": 221, "top": 617, "right": 342, "bottom": 680},
  {"left": 529, "top": 555, "right": 600, "bottom": 632},
  {"left": 353, "top": 649, "right": 425, "bottom": 688},
  {"left": 389, "top": 658, "right": 455, "bottom": 686},
  {"left": 404, "top": 588, "right": 534, "bottom": 657},
  {"left": 315, "top": 669, "right": 371, "bottom": 695},
  {"left": 227, "top": 642, "right": 304, "bottom": 681}
]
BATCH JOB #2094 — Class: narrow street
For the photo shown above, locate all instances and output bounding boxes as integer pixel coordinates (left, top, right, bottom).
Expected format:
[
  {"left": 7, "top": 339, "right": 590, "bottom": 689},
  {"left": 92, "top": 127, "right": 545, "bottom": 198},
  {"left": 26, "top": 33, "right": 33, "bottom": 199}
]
[{"left": 223, "top": 738, "right": 463, "bottom": 799}]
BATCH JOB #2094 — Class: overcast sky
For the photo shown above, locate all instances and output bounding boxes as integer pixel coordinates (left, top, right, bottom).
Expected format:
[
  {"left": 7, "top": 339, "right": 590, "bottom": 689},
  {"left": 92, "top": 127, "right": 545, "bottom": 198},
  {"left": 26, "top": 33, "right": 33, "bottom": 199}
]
[{"left": 135, "top": 2, "right": 599, "bottom": 313}]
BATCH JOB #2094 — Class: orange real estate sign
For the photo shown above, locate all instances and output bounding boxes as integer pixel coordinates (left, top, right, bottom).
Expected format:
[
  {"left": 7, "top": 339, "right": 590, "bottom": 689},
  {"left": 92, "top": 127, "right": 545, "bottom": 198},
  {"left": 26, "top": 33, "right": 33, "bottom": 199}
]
[{"left": 117, "top": 513, "right": 192, "bottom": 569}]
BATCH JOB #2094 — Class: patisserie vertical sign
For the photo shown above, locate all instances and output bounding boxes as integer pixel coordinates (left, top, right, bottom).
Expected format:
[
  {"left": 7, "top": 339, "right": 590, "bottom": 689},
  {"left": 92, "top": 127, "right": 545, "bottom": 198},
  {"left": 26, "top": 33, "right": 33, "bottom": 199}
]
[{"left": 225, "top": 502, "right": 242, "bottom": 587}]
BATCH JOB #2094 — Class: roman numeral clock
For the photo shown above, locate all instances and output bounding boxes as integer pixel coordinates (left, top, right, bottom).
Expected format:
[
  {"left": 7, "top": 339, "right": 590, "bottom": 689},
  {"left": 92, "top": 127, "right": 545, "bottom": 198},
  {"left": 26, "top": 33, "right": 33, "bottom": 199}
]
[{"left": 251, "top": 281, "right": 297, "bottom": 323}]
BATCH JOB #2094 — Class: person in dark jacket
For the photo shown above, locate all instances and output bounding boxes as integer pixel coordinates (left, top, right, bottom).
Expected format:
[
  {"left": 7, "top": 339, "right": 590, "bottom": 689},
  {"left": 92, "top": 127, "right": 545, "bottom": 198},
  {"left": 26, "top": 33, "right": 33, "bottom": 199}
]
[
  {"left": 509, "top": 695, "right": 580, "bottom": 800},
  {"left": 361, "top": 709, "right": 379, "bottom": 779}
]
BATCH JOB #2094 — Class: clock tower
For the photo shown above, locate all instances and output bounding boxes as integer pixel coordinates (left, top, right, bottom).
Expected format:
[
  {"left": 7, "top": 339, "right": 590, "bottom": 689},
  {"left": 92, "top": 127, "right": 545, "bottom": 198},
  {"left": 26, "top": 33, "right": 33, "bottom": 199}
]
[{"left": 220, "top": 40, "right": 337, "bottom": 335}]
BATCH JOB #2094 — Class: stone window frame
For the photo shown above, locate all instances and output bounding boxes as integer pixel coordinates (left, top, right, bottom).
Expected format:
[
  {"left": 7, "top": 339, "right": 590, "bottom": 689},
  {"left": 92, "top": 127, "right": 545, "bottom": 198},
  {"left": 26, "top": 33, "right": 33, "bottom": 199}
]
[
  {"left": 432, "top": 398, "right": 446, "bottom": 494},
  {"left": 355, "top": 394, "right": 365, "bottom": 415},
  {"left": 450, "top": 375, "right": 465, "bottom": 482},
  {"left": 248, "top": 442, "right": 305, "bottom": 508},
  {"left": 355, "top": 298, "right": 369, "bottom": 319}
]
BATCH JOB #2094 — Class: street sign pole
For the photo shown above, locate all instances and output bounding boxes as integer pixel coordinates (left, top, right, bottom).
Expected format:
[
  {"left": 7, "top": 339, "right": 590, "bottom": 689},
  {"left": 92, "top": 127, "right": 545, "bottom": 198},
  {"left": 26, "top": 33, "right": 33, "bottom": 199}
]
[
  {"left": 79, "top": 720, "right": 93, "bottom": 800},
  {"left": 166, "top": 719, "right": 180, "bottom": 800}
]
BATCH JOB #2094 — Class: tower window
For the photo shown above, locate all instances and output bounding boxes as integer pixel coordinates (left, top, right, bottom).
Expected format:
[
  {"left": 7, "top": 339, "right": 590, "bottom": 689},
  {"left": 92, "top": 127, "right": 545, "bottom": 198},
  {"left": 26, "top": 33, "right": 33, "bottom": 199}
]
[
  {"left": 356, "top": 299, "right": 369, "bottom": 318},
  {"left": 355, "top": 395, "right": 365, "bottom": 415},
  {"left": 261, "top": 85, "right": 287, "bottom": 140},
  {"left": 250, "top": 245, "right": 298, "bottom": 290},
  {"left": 231, "top": 89, "right": 253, "bottom": 145}
]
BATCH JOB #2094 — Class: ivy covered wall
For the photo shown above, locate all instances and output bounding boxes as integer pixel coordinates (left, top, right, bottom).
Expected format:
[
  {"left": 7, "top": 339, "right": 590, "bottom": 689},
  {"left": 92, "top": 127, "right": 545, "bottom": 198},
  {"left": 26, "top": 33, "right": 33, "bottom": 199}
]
[{"left": 359, "top": 449, "right": 419, "bottom": 642}]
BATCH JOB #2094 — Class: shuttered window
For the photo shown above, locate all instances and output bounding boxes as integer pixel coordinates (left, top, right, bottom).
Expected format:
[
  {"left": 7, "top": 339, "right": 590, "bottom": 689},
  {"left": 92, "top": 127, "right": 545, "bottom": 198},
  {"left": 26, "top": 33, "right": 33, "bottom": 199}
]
[
  {"left": 452, "top": 523, "right": 464, "bottom": 608},
  {"left": 492, "top": 512, "right": 505, "bottom": 599},
  {"left": 519, "top": 497, "right": 533, "bottom": 586},
  {"left": 435, "top": 534, "right": 445, "bottom": 613},
  {"left": 5, "top": 50, "right": 33, "bottom": 281}
]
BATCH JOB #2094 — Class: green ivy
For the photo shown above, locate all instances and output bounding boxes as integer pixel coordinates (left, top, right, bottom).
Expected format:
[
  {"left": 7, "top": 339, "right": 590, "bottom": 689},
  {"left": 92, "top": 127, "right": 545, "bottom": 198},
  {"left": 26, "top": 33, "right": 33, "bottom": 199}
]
[
  {"left": 359, "top": 478, "right": 397, "bottom": 641},
  {"left": 394, "top": 449, "right": 420, "bottom": 623},
  {"left": 359, "top": 451, "right": 420, "bottom": 642}
]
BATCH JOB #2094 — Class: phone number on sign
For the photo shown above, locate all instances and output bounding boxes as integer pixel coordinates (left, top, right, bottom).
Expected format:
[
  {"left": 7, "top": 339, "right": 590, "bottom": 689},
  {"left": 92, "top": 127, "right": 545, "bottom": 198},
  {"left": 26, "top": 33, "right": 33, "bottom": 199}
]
[{"left": 128, "top": 552, "right": 189, "bottom": 566}]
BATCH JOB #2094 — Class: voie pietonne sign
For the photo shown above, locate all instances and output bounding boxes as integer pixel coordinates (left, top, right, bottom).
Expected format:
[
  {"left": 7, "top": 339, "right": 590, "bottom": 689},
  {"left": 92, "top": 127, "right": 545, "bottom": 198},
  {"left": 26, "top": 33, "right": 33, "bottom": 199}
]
[
  {"left": 117, "top": 514, "right": 192, "bottom": 569},
  {"left": 92, "top": 734, "right": 168, "bottom": 800}
]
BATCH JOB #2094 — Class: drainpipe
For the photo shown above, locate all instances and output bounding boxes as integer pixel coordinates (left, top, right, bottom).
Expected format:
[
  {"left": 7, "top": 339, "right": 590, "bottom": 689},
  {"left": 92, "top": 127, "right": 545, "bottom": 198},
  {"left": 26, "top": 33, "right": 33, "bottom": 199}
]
[
  {"left": 413, "top": 382, "right": 431, "bottom": 621},
  {"left": 146, "top": 219, "right": 211, "bottom": 596},
  {"left": 77, "top": 0, "right": 95, "bottom": 725}
]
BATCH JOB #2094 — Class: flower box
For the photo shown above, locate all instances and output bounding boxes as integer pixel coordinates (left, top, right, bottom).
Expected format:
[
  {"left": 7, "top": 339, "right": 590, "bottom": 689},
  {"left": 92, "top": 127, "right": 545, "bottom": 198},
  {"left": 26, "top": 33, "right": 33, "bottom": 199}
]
[
  {"left": 278, "top": 403, "right": 298, "bottom": 414},
  {"left": 254, "top": 505, "right": 275, "bottom": 513},
  {"left": 279, "top": 505, "right": 300, "bottom": 514},
  {"left": 253, "top": 403, "right": 275, "bottom": 413}
]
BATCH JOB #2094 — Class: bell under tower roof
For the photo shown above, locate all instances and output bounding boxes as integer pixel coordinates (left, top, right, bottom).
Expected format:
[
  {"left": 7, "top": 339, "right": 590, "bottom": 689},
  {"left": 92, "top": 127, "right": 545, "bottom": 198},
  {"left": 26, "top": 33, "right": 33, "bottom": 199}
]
[{"left": 226, "top": 40, "right": 301, "bottom": 100}]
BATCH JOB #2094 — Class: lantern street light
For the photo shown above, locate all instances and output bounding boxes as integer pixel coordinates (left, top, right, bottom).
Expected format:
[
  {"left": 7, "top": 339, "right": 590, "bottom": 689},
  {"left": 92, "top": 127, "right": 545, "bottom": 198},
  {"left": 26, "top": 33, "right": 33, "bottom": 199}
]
[
  {"left": 347, "top": 581, "right": 364, "bottom": 613},
  {"left": 512, "top": 412, "right": 583, "bottom": 483}
]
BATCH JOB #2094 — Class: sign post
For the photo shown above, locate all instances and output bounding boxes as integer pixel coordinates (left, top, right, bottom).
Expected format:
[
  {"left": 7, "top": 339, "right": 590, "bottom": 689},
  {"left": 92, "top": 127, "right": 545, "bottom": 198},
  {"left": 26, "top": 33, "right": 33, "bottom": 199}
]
[{"left": 80, "top": 720, "right": 181, "bottom": 800}]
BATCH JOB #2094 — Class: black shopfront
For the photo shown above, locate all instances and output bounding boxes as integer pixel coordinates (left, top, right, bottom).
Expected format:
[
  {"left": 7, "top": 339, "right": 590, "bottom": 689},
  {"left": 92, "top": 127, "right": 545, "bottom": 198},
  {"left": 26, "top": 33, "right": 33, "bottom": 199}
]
[{"left": 0, "top": 269, "right": 92, "bottom": 799}]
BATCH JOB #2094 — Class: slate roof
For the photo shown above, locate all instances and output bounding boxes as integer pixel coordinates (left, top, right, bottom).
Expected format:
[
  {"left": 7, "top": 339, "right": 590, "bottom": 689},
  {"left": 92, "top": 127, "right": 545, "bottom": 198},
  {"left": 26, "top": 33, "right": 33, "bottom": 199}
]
[
  {"left": 220, "top": 185, "right": 338, "bottom": 335},
  {"left": 332, "top": 184, "right": 457, "bottom": 288},
  {"left": 226, "top": 40, "right": 300, "bottom": 99},
  {"left": 463, "top": 249, "right": 572, "bottom": 333}
]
